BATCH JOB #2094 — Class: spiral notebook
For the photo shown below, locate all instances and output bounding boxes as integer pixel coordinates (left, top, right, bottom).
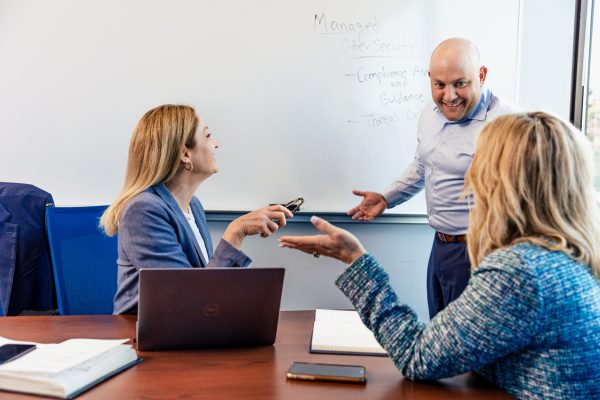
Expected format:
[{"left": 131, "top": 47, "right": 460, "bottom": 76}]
[{"left": 309, "top": 309, "right": 387, "bottom": 357}]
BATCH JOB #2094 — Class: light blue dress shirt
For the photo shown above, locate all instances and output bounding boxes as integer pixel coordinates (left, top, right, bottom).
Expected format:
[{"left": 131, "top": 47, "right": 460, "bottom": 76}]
[{"left": 383, "top": 88, "right": 516, "bottom": 235}]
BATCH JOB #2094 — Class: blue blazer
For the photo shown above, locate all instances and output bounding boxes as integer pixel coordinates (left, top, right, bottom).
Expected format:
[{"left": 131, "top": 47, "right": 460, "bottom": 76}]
[
  {"left": 0, "top": 183, "right": 54, "bottom": 316},
  {"left": 113, "top": 184, "right": 251, "bottom": 314}
]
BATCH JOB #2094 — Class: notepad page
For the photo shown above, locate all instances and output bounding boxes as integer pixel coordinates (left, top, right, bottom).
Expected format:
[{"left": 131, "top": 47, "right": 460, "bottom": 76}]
[
  {"left": 315, "top": 309, "right": 365, "bottom": 323},
  {"left": 0, "top": 339, "right": 129, "bottom": 374},
  {"left": 57, "top": 344, "right": 139, "bottom": 397},
  {"left": 312, "top": 309, "right": 386, "bottom": 354},
  {"left": 0, "top": 337, "right": 38, "bottom": 347}
]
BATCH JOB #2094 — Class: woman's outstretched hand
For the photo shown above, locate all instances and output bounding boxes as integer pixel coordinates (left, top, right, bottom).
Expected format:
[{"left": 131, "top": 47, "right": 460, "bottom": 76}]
[{"left": 278, "top": 216, "right": 366, "bottom": 264}]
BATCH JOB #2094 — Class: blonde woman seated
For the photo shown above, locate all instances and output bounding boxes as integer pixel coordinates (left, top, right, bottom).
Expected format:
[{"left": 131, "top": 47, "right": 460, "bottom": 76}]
[
  {"left": 101, "top": 104, "right": 292, "bottom": 314},
  {"left": 279, "top": 112, "right": 600, "bottom": 399}
]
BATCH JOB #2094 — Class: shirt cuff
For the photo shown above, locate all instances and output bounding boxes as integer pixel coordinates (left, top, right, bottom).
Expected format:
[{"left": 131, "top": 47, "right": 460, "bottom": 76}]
[
  {"left": 335, "top": 253, "right": 389, "bottom": 306},
  {"left": 382, "top": 189, "right": 397, "bottom": 208},
  {"left": 382, "top": 187, "right": 412, "bottom": 209},
  {"left": 211, "top": 239, "right": 252, "bottom": 268}
]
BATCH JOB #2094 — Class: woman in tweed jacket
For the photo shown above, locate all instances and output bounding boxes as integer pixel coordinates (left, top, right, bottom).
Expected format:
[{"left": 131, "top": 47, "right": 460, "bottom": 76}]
[{"left": 279, "top": 112, "right": 600, "bottom": 400}]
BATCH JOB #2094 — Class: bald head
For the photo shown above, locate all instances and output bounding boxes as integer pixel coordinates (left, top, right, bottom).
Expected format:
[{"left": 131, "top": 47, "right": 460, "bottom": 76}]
[
  {"left": 428, "top": 38, "right": 487, "bottom": 121},
  {"left": 430, "top": 38, "right": 481, "bottom": 73}
]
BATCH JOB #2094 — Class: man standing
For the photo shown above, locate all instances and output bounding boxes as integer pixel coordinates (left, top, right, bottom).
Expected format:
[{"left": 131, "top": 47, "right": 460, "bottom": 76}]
[{"left": 348, "top": 38, "right": 516, "bottom": 318}]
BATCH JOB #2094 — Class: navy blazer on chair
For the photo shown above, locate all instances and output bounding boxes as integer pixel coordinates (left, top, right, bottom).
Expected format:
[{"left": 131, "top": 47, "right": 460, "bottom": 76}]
[
  {"left": 113, "top": 184, "right": 251, "bottom": 314},
  {"left": 0, "top": 182, "right": 54, "bottom": 316}
]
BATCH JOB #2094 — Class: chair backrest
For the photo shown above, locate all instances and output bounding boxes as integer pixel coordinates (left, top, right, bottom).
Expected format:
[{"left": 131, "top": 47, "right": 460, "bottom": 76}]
[{"left": 46, "top": 205, "right": 117, "bottom": 315}]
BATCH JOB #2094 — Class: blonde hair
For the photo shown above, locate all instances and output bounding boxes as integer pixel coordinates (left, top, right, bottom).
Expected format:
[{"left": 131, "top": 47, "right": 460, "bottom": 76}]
[
  {"left": 100, "top": 104, "right": 198, "bottom": 236},
  {"left": 465, "top": 111, "right": 600, "bottom": 279}
]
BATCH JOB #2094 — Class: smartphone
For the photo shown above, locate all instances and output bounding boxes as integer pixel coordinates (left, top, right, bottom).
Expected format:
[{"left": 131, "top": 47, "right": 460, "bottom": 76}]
[
  {"left": 282, "top": 197, "right": 304, "bottom": 215},
  {"left": 286, "top": 362, "right": 366, "bottom": 384},
  {"left": 0, "top": 344, "right": 37, "bottom": 365}
]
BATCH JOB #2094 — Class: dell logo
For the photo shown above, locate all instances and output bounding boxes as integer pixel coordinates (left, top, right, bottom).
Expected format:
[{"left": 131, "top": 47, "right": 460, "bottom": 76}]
[{"left": 203, "top": 303, "right": 219, "bottom": 317}]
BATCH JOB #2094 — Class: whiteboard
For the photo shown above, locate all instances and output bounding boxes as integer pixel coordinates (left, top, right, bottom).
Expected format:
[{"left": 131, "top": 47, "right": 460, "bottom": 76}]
[{"left": 0, "top": 0, "right": 520, "bottom": 213}]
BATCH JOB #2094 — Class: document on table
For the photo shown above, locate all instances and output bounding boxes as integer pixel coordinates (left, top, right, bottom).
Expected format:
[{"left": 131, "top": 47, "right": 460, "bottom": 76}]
[
  {"left": 0, "top": 336, "right": 141, "bottom": 399},
  {"left": 310, "top": 309, "right": 388, "bottom": 357}
]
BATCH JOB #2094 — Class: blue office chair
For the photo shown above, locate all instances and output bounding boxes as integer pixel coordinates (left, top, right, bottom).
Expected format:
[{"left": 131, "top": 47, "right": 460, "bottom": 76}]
[{"left": 46, "top": 205, "right": 117, "bottom": 315}]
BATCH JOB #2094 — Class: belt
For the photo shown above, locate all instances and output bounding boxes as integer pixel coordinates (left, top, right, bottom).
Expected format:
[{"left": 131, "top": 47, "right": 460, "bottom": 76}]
[{"left": 436, "top": 232, "right": 467, "bottom": 243}]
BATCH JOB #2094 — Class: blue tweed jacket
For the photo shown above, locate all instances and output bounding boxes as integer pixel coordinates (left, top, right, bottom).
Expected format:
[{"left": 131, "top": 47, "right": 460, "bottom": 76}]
[
  {"left": 113, "top": 184, "right": 251, "bottom": 314},
  {"left": 336, "top": 243, "right": 600, "bottom": 400}
]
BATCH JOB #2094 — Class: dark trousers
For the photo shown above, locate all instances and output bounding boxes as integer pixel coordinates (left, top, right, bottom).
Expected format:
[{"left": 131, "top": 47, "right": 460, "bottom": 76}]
[{"left": 426, "top": 235, "right": 471, "bottom": 319}]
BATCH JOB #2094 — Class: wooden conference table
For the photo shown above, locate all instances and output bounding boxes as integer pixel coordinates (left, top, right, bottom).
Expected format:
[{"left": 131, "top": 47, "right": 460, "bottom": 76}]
[{"left": 0, "top": 311, "right": 512, "bottom": 399}]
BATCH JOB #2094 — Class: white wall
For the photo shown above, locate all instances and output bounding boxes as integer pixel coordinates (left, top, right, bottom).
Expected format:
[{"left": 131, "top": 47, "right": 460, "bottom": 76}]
[
  {"left": 208, "top": 218, "right": 434, "bottom": 318},
  {"left": 517, "top": 0, "right": 576, "bottom": 119},
  {"left": 206, "top": 0, "right": 577, "bottom": 321},
  {"left": 0, "top": 0, "right": 521, "bottom": 214}
]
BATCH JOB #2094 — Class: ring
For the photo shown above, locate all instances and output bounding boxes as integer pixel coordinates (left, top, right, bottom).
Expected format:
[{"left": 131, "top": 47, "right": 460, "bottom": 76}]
[{"left": 313, "top": 252, "right": 320, "bottom": 258}]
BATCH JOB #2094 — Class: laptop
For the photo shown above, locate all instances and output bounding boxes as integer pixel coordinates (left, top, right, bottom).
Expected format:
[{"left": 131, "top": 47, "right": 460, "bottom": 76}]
[{"left": 136, "top": 267, "right": 285, "bottom": 351}]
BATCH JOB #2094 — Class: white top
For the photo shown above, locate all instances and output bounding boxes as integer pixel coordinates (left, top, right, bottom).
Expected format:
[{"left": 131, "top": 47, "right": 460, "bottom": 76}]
[{"left": 184, "top": 210, "right": 210, "bottom": 264}]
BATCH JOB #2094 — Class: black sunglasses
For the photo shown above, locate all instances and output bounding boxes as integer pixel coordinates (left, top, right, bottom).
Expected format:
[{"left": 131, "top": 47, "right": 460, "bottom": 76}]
[{"left": 282, "top": 197, "right": 304, "bottom": 214}]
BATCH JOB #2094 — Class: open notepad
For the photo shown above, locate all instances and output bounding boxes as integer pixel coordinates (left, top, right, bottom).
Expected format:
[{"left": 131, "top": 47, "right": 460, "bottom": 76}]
[
  {"left": 310, "top": 309, "right": 387, "bottom": 357},
  {"left": 0, "top": 336, "right": 141, "bottom": 399}
]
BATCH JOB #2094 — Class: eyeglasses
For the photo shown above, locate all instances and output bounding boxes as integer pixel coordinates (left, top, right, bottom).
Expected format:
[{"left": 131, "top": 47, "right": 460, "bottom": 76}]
[{"left": 282, "top": 197, "right": 304, "bottom": 214}]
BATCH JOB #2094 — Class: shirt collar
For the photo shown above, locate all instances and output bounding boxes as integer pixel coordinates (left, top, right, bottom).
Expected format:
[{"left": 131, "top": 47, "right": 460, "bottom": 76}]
[{"left": 435, "top": 87, "right": 492, "bottom": 125}]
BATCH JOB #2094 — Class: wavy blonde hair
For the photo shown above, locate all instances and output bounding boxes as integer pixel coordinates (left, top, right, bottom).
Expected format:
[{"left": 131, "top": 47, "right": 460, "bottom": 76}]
[
  {"left": 465, "top": 111, "right": 600, "bottom": 278},
  {"left": 100, "top": 104, "right": 198, "bottom": 236}
]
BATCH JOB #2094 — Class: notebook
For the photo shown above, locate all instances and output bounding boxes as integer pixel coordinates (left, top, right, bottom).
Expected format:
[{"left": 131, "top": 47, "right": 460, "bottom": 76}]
[
  {"left": 309, "top": 309, "right": 387, "bottom": 356},
  {"left": 0, "top": 337, "right": 140, "bottom": 399},
  {"left": 136, "top": 268, "right": 285, "bottom": 351}
]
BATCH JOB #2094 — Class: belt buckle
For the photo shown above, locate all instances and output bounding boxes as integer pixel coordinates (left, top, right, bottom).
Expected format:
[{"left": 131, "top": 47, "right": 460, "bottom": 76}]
[{"left": 437, "top": 232, "right": 460, "bottom": 243}]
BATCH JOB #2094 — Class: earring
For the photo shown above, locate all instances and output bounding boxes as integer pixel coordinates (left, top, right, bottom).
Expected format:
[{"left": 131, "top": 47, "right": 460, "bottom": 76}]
[{"left": 184, "top": 161, "right": 194, "bottom": 171}]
